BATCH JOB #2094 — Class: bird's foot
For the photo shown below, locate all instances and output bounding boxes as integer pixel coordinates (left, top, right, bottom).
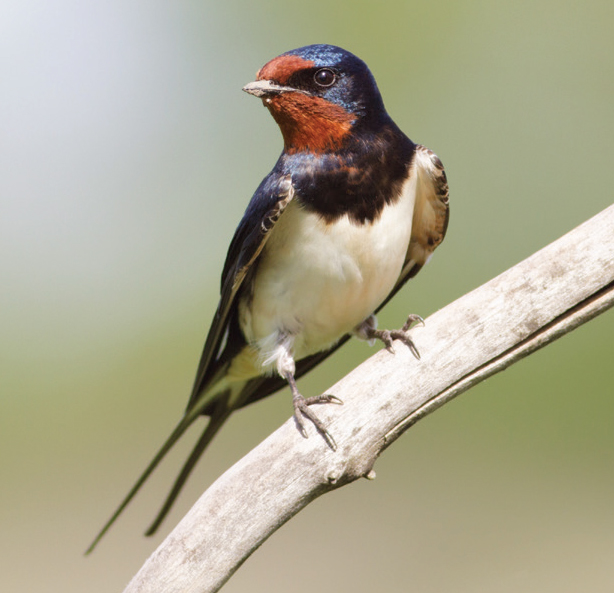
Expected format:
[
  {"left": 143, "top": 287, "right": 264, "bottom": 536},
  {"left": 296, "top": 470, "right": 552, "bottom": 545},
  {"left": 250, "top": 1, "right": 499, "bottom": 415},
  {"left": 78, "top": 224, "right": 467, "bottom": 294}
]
[
  {"left": 284, "top": 372, "right": 342, "bottom": 450},
  {"left": 359, "top": 313, "right": 424, "bottom": 359}
]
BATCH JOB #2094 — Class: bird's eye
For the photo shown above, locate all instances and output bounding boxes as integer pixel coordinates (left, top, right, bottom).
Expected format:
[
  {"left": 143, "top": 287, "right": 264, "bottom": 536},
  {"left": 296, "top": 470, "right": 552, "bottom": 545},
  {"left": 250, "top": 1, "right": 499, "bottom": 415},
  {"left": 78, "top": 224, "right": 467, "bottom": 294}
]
[{"left": 313, "top": 68, "right": 336, "bottom": 87}]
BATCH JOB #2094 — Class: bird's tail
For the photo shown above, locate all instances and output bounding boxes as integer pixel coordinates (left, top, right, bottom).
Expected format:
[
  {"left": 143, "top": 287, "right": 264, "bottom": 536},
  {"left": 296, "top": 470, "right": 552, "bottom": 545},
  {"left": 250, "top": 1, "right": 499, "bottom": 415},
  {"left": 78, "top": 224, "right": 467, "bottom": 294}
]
[
  {"left": 85, "top": 386, "right": 234, "bottom": 555},
  {"left": 144, "top": 406, "right": 232, "bottom": 536}
]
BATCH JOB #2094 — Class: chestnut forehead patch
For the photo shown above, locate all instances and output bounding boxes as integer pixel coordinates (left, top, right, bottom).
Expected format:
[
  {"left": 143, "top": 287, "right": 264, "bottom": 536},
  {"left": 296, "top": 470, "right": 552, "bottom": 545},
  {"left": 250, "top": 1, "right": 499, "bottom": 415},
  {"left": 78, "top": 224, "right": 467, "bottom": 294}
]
[{"left": 257, "top": 54, "right": 315, "bottom": 85}]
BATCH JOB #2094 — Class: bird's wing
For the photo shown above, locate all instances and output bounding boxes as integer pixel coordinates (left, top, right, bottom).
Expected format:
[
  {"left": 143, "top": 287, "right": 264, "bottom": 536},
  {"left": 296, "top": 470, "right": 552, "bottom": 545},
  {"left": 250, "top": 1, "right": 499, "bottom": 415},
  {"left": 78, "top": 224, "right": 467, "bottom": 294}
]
[
  {"left": 186, "top": 171, "right": 294, "bottom": 412},
  {"left": 378, "top": 144, "right": 450, "bottom": 308},
  {"left": 232, "top": 145, "right": 449, "bottom": 410},
  {"left": 85, "top": 171, "right": 295, "bottom": 552}
]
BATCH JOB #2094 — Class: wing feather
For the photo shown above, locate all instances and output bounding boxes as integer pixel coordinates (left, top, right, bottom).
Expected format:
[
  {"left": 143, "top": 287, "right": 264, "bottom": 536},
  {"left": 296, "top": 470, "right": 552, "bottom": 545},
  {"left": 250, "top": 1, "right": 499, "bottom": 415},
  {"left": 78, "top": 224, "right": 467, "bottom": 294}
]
[
  {"left": 402, "top": 145, "right": 449, "bottom": 275},
  {"left": 186, "top": 173, "right": 294, "bottom": 411}
]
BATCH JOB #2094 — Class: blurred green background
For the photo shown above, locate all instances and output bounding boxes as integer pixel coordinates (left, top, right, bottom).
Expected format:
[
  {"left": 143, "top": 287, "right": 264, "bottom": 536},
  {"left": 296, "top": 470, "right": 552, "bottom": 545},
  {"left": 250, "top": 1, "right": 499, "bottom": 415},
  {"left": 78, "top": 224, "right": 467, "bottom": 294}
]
[{"left": 2, "top": 1, "right": 613, "bottom": 591}]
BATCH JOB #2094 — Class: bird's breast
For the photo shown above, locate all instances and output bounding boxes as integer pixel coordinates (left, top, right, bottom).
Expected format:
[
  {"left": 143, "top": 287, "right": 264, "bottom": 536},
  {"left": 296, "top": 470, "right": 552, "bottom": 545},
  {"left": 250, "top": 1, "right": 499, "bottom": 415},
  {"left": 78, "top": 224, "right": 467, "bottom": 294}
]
[{"left": 239, "top": 174, "right": 418, "bottom": 360}]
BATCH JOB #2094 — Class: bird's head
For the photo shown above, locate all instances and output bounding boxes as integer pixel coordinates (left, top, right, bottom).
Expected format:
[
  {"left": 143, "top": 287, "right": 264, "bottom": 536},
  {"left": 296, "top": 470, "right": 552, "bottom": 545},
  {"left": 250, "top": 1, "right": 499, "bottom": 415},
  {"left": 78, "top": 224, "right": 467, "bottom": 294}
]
[{"left": 243, "top": 44, "right": 388, "bottom": 154}]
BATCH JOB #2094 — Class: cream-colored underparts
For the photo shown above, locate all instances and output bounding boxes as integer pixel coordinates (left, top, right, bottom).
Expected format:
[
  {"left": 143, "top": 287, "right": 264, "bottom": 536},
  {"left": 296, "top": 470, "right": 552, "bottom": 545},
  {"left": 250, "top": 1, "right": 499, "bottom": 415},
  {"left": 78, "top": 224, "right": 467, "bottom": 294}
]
[{"left": 234, "top": 171, "right": 419, "bottom": 379}]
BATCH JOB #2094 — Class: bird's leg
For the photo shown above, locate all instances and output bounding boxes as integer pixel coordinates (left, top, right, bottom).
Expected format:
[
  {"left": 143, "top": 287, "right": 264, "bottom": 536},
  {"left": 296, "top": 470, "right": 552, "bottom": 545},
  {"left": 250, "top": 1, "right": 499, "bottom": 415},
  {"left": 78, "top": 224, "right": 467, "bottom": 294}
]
[
  {"left": 354, "top": 314, "right": 424, "bottom": 359},
  {"left": 270, "top": 333, "right": 341, "bottom": 450},
  {"left": 282, "top": 370, "right": 341, "bottom": 450}
]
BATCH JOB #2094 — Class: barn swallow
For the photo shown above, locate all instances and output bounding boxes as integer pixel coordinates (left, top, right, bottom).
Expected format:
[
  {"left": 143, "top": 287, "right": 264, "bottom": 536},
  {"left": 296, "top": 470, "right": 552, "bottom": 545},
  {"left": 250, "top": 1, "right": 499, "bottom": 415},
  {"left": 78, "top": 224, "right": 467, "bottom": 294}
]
[{"left": 87, "top": 43, "right": 449, "bottom": 552}]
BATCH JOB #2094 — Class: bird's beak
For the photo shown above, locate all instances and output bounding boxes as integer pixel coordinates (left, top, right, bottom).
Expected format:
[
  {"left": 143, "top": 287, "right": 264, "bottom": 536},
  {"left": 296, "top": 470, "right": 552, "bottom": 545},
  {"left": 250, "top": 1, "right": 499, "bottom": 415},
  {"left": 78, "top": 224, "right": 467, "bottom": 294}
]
[{"left": 242, "top": 80, "right": 309, "bottom": 98}]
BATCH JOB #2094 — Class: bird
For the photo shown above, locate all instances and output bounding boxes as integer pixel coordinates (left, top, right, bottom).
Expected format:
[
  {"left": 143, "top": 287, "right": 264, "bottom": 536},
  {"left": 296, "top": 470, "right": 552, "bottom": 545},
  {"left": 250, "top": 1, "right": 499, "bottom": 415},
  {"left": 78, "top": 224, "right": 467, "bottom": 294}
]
[{"left": 86, "top": 43, "right": 449, "bottom": 553}]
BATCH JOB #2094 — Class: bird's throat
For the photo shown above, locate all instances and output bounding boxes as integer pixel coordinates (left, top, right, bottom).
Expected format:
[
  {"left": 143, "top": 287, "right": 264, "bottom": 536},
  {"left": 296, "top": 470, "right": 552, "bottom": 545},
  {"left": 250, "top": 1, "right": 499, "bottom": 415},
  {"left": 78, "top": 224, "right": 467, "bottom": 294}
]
[{"left": 266, "top": 93, "right": 355, "bottom": 154}]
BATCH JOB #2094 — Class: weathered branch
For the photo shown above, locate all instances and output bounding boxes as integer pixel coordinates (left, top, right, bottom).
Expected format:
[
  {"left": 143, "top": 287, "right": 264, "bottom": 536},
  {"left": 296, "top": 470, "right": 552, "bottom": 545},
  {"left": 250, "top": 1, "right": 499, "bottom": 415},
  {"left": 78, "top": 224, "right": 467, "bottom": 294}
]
[{"left": 124, "top": 205, "right": 614, "bottom": 593}]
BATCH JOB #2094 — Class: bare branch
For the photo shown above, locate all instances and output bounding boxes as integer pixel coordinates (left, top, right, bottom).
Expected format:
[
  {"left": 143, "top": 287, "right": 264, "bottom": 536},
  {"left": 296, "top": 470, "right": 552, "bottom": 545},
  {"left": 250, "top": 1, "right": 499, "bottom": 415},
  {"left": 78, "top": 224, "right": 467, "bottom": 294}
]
[{"left": 124, "top": 205, "right": 614, "bottom": 593}]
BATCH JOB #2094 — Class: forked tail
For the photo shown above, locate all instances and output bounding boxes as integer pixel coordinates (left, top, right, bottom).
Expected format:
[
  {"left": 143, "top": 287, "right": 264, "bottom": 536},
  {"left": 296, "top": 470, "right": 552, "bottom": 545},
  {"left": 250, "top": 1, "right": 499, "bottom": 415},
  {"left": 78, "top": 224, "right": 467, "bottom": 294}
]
[{"left": 85, "top": 391, "right": 232, "bottom": 554}]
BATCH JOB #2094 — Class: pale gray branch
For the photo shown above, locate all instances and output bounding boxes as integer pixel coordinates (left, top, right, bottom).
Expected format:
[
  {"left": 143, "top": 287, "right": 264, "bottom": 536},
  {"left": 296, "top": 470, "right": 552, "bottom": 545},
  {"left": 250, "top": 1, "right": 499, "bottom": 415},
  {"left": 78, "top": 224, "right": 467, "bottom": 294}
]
[{"left": 124, "top": 204, "right": 614, "bottom": 593}]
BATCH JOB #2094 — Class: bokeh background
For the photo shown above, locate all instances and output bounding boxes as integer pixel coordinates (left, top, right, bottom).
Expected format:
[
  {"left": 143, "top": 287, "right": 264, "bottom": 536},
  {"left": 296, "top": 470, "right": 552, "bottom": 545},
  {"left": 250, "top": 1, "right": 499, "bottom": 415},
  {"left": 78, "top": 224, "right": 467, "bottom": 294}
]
[{"left": 2, "top": 1, "right": 613, "bottom": 591}]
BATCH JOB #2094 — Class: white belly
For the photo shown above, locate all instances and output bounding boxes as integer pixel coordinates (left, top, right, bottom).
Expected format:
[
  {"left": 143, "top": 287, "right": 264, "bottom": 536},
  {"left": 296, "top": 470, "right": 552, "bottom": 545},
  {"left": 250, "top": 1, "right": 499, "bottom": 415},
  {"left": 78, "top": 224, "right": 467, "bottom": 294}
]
[{"left": 239, "top": 175, "right": 417, "bottom": 363}]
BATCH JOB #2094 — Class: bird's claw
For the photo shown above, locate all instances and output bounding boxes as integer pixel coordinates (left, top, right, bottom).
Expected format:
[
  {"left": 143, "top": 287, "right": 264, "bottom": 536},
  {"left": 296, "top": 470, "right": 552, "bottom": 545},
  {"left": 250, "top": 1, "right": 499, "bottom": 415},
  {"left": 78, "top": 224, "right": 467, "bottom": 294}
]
[
  {"left": 388, "top": 330, "right": 421, "bottom": 360},
  {"left": 292, "top": 393, "right": 340, "bottom": 450},
  {"left": 363, "top": 313, "right": 423, "bottom": 359},
  {"left": 283, "top": 369, "right": 340, "bottom": 450},
  {"left": 402, "top": 313, "right": 424, "bottom": 331},
  {"left": 302, "top": 393, "right": 344, "bottom": 406}
]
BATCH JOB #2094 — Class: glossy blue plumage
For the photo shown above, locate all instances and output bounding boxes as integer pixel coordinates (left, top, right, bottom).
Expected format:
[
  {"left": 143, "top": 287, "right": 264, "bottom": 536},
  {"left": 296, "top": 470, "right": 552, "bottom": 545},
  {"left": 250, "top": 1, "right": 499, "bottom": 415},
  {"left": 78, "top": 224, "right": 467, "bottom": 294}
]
[{"left": 282, "top": 44, "right": 386, "bottom": 120}]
